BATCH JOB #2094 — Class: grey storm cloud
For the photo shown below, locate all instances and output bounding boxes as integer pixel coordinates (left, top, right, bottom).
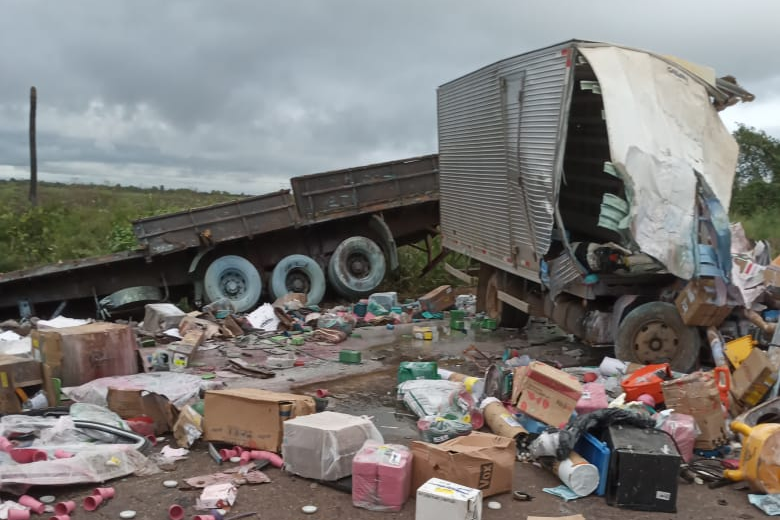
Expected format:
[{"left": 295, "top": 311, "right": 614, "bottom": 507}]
[{"left": 0, "top": 0, "right": 779, "bottom": 193}]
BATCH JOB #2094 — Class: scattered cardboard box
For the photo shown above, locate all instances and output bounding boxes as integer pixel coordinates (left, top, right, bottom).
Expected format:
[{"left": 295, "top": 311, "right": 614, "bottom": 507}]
[
  {"left": 196, "top": 483, "right": 237, "bottom": 510},
  {"left": 512, "top": 361, "right": 582, "bottom": 427},
  {"left": 418, "top": 285, "right": 455, "bottom": 313},
  {"left": 675, "top": 278, "right": 734, "bottom": 327},
  {"left": 661, "top": 371, "right": 728, "bottom": 449},
  {"left": 142, "top": 303, "right": 185, "bottom": 334},
  {"left": 203, "top": 388, "right": 315, "bottom": 452},
  {"left": 731, "top": 349, "right": 778, "bottom": 408},
  {"left": 179, "top": 315, "right": 220, "bottom": 340},
  {"left": 410, "top": 431, "right": 514, "bottom": 497},
  {"left": 765, "top": 266, "right": 780, "bottom": 288},
  {"left": 415, "top": 478, "right": 482, "bottom": 520},
  {"left": 168, "top": 329, "right": 205, "bottom": 370},
  {"left": 106, "top": 388, "right": 178, "bottom": 435},
  {"left": 31, "top": 322, "right": 137, "bottom": 387}
]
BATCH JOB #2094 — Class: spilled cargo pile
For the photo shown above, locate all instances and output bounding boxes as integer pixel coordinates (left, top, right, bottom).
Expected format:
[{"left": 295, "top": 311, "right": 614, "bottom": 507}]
[{"left": 0, "top": 270, "right": 779, "bottom": 519}]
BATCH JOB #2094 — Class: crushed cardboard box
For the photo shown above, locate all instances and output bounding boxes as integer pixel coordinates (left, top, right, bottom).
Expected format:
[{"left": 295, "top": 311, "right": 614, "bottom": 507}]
[
  {"left": 661, "top": 371, "right": 728, "bottom": 450},
  {"left": 106, "top": 388, "right": 179, "bottom": 436},
  {"left": 410, "top": 432, "right": 514, "bottom": 498}
]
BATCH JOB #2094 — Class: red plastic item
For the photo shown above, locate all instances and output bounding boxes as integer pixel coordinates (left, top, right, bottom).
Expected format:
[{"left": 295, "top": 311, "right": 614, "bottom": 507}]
[
  {"left": 10, "top": 448, "right": 48, "bottom": 464},
  {"left": 714, "top": 366, "right": 731, "bottom": 409},
  {"left": 7, "top": 509, "right": 30, "bottom": 520},
  {"left": 168, "top": 504, "right": 185, "bottom": 520},
  {"left": 621, "top": 364, "right": 672, "bottom": 405}
]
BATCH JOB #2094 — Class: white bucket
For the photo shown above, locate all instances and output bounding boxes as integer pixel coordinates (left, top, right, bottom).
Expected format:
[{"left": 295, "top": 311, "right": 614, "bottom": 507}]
[{"left": 554, "top": 452, "right": 599, "bottom": 496}]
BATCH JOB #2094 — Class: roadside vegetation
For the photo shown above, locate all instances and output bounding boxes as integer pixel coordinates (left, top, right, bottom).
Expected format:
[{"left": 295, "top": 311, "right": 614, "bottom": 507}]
[{"left": 0, "top": 127, "right": 776, "bottom": 290}]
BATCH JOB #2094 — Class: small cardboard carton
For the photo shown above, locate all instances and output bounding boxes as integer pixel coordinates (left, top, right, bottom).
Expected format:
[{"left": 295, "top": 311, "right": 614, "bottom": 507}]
[
  {"left": 675, "top": 278, "right": 734, "bottom": 327},
  {"left": 203, "top": 388, "right": 315, "bottom": 451},
  {"left": 512, "top": 361, "right": 582, "bottom": 427},
  {"left": 168, "top": 329, "right": 205, "bottom": 371},
  {"left": 0, "top": 354, "right": 49, "bottom": 413},
  {"left": 661, "top": 371, "right": 728, "bottom": 449},
  {"left": 106, "top": 388, "right": 178, "bottom": 435},
  {"left": 418, "top": 285, "right": 455, "bottom": 313},
  {"left": 415, "top": 478, "right": 482, "bottom": 520},
  {"left": 410, "top": 432, "right": 514, "bottom": 498},
  {"left": 731, "top": 349, "right": 778, "bottom": 408}
]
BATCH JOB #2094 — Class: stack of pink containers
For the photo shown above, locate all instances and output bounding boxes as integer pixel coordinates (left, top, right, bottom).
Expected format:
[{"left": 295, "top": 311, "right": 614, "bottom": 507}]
[{"left": 352, "top": 440, "right": 413, "bottom": 511}]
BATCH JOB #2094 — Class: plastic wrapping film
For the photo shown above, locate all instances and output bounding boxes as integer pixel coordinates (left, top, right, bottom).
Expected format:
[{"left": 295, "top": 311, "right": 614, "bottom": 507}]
[
  {"left": 62, "top": 372, "right": 213, "bottom": 408},
  {"left": 282, "top": 411, "right": 384, "bottom": 481},
  {"left": 655, "top": 411, "right": 700, "bottom": 463},
  {"left": 352, "top": 440, "right": 412, "bottom": 511}
]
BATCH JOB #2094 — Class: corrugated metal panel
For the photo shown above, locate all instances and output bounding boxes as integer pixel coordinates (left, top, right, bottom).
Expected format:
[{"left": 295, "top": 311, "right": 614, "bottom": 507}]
[
  {"left": 547, "top": 252, "right": 583, "bottom": 300},
  {"left": 438, "top": 43, "right": 572, "bottom": 274}
]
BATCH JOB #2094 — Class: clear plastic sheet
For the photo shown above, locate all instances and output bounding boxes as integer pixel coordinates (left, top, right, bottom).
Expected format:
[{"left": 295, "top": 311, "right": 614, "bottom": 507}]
[
  {"left": 62, "top": 372, "right": 208, "bottom": 408},
  {"left": 282, "top": 411, "right": 384, "bottom": 481}
]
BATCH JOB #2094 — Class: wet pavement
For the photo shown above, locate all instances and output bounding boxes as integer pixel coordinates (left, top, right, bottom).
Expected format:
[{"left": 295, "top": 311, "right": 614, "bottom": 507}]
[{"left": 8, "top": 321, "right": 761, "bottom": 520}]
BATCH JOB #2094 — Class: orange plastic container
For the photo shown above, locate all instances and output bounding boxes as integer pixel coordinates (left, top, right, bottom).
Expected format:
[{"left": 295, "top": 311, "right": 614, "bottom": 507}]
[{"left": 621, "top": 364, "right": 672, "bottom": 405}]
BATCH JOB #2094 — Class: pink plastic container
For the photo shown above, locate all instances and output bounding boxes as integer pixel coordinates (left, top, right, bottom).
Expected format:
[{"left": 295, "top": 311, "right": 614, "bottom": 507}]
[
  {"left": 575, "top": 382, "right": 609, "bottom": 414},
  {"left": 7, "top": 509, "right": 31, "bottom": 520},
  {"left": 82, "top": 494, "right": 103, "bottom": 511},
  {"left": 93, "top": 487, "right": 115, "bottom": 499},
  {"left": 18, "top": 495, "right": 45, "bottom": 515},
  {"left": 54, "top": 501, "right": 76, "bottom": 515},
  {"left": 168, "top": 504, "right": 185, "bottom": 520},
  {"left": 10, "top": 449, "right": 48, "bottom": 464},
  {"left": 352, "top": 441, "right": 412, "bottom": 511}
]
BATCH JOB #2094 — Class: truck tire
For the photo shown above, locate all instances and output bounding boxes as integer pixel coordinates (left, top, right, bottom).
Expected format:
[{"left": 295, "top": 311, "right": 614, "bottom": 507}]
[
  {"left": 615, "top": 301, "right": 700, "bottom": 373},
  {"left": 478, "top": 266, "right": 529, "bottom": 329},
  {"left": 204, "top": 255, "right": 262, "bottom": 312},
  {"left": 271, "top": 254, "right": 326, "bottom": 305},
  {"left": 327, "top": 236, "right": 387, "bottom": 300}
]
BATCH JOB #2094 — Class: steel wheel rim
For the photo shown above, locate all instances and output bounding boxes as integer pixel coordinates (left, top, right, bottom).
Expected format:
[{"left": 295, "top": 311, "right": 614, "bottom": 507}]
[{"left": 633, "top": 320, "right": 679, "bottom": 363}]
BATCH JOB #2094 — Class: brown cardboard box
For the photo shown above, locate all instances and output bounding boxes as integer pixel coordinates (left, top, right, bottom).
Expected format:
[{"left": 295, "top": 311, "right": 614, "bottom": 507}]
[
  {"left": 512, "top": 362, "right": 582, "bottom": 427},
  {"left": 661, "top": 371, "right": 728, "bottom": 449},
  {"left": 107, "top": 388, "right": 178, "bottom": 435},
  {"left": 731, "top": 349, "right": 778, "bottom": 408},
  {"left": 764, "top": 266, "right": 780, "bottom": 288},
  {"left": 675, "top": 278, "right": 734, "bottom": 327},
  {"left": 0, "top": 355, "right": 46, "bottom": 413},
  {"left": 418, "top": 285, "right": 455, "bottom": 313},
  {"left": 168, "top": 329, "right": 205, "bottom": 370},
  {"left": 203, "top": 388, "right": 315, "bottom": 451},
  {"left": 31, "top": 322, "right": 137, "bottom": 386},
  {"left": 410, "top": 432, "right": 514, "bottom": 498}
]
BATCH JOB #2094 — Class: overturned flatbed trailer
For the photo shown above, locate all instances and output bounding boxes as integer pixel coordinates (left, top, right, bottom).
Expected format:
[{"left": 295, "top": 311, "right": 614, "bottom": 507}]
[{"left": 0, "top": 155, "right": 439, "bottom": 319}]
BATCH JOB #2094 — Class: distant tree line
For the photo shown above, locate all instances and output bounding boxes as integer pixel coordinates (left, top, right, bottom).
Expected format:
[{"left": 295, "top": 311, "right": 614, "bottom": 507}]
[{"left": 731, "top": 125, "right": 780, "bottom": 216}]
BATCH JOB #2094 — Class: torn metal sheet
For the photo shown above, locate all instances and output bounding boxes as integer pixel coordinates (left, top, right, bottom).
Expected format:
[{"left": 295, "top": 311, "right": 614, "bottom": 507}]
[{"left": 578, "top": 46, "right": 740, "bottom": 280}]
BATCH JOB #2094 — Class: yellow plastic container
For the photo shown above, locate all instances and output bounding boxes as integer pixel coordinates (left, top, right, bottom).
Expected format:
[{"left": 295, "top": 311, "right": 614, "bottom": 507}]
[
  {"left": 724, "top": 421, "right": 780, "bottom": 493},
  {"left": 725, "top": 335, "right": 754, "bottom": 368}
]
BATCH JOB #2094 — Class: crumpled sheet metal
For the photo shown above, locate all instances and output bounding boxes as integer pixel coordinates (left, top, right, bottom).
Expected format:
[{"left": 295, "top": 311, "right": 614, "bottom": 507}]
[{"left": 578, "top": 46, "right": 739, "bottom": 280}]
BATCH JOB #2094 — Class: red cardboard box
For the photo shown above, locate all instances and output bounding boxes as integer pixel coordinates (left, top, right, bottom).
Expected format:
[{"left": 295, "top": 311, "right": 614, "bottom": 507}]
[{"left": 512, "top": 362, "right": 582, "bottom": 427}]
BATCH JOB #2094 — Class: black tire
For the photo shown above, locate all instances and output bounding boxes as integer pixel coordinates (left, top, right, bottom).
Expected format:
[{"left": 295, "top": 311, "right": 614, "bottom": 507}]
[
  {"left": 327, "top": 236, "right": 387, "bottom": 300},
  {"left": 615, "top": 301, "right": 700, "bottom": 373},
  {"left": 203, "top": 255, "right": 262, "bottom": 312},
  {"left": 271, "top": 254, "right": 326, "bottom": 305},
  {"left": 477, "top": 265, "right": 529, "bottom": 329}
]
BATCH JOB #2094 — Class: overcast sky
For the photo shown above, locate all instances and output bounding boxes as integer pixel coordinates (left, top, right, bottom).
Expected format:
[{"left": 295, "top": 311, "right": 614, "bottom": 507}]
[{"left": 0, "top": 1, "right": 778, "bottom": 194}]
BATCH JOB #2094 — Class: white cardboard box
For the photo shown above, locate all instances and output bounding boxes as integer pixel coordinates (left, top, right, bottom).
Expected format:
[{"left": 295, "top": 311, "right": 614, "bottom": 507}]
[{"left": 415, "top": 478, "right": 482, "bottom": 520}]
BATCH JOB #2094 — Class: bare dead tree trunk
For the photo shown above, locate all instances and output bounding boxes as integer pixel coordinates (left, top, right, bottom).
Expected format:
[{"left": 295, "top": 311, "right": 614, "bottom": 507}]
[{"left": 29, "top": 86, "right": 38, "bottom": 206}]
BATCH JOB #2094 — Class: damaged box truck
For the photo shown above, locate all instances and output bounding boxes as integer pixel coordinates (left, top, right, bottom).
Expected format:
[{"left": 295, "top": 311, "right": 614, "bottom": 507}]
[{"left": 438, "top": 40, "right": 754, "bottom": 372}]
